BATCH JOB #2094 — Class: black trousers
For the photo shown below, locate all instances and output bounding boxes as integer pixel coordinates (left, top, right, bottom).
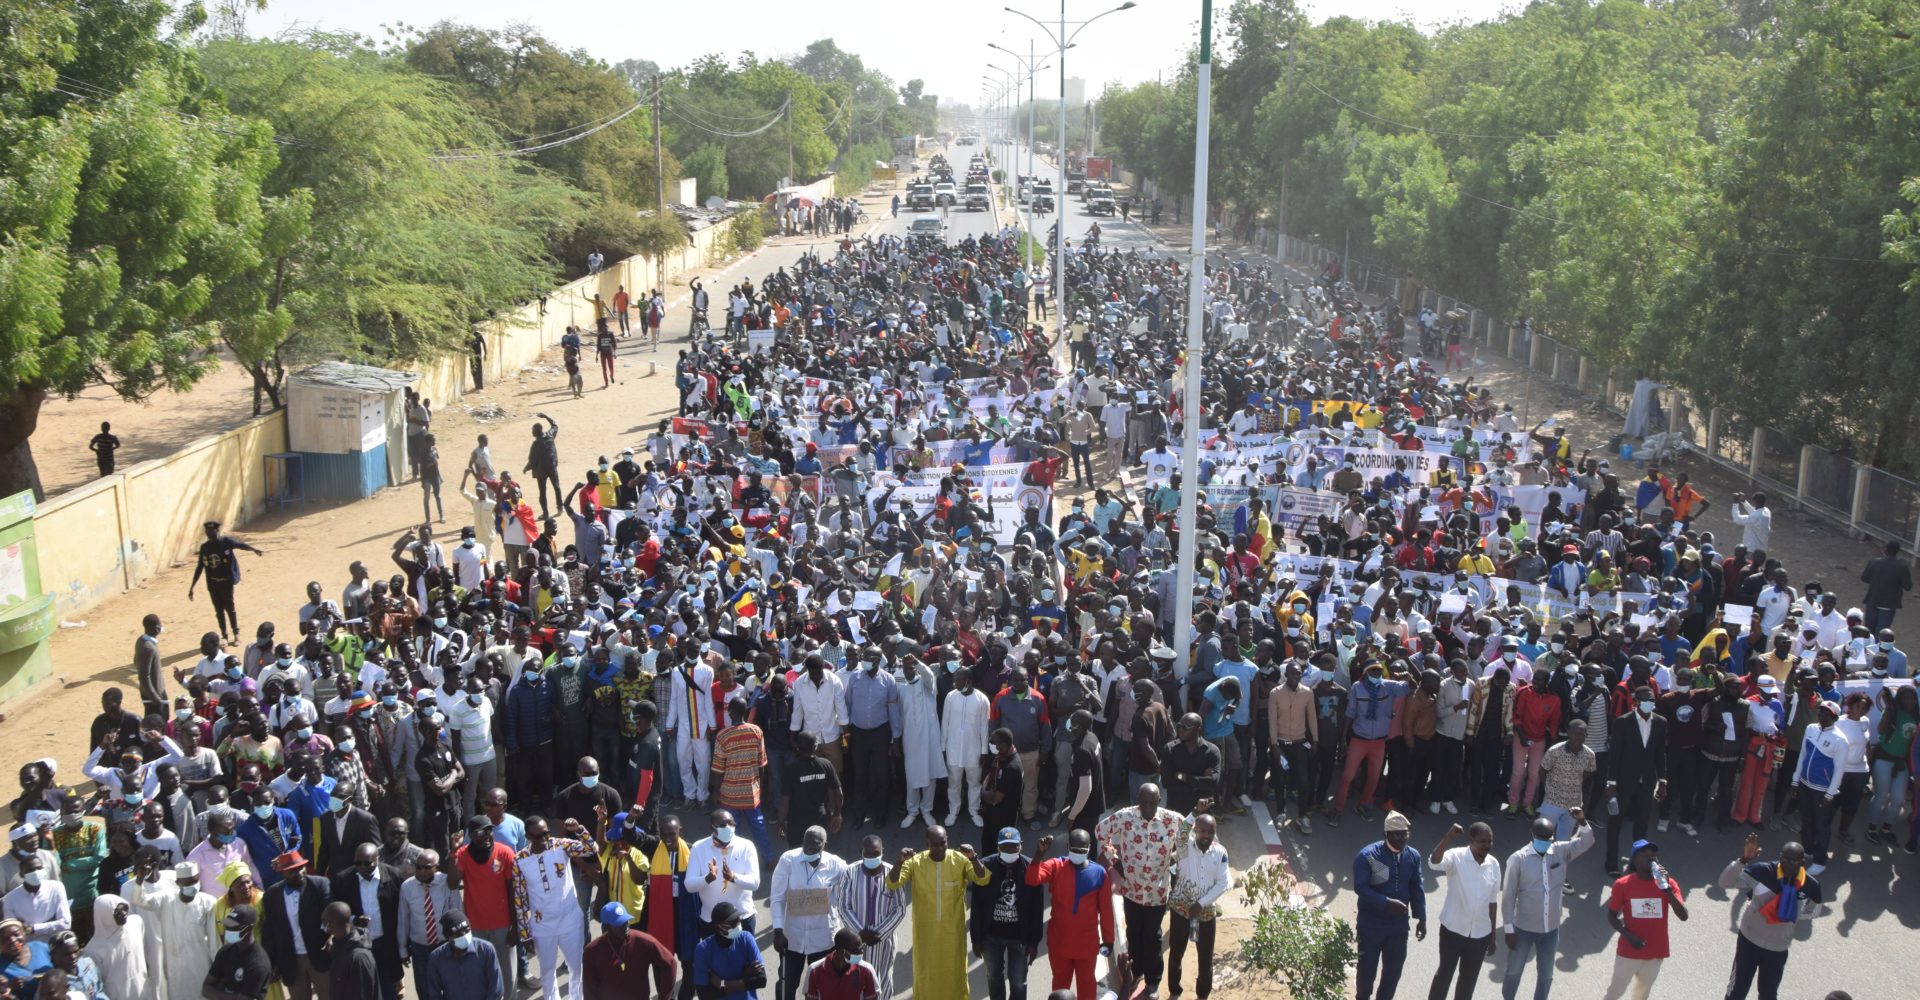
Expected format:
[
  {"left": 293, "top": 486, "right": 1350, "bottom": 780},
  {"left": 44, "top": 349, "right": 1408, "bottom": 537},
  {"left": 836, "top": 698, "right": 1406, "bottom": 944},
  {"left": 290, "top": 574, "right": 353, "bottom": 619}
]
[
  {"left": 778, "top": 948, "right": 829, "bottom": 1000},
  {"left": 206, "top": 579, "right": 239, "bottom": 638},
  {"left": 1703, "top": 754, "right": 1742, "bottom": 827},
  {"left": 509, "top": 741, "right": 555, "bottom": 813},
  {"left": 1431, "top": 735, "right": 1466, "bottom": 805},
  {"left": 1663, "top": 747, "right": 1707, "bottom": 823},
  {"left": 533, "top": 473, "right": 560, "bottom": 516},
  {"left": 1166, "top": 913, "right": 1215, "bottom": 998},
  {"left": 1429, "top": 926, "right": 1490, "bottom": 1000},
  {"left": 848, "top": 725, "right": 892, "bottom": 821},
  {"left": 1399, "top": 737, "right": 1433, "bottom": 812},
  {"left": 1606, "top": 782, "right": 1656, "bottom": 873},
  {"left": 1271, "top": 739, "right": 1314, "bottom": 815},
  {"left": 1123, "top": 899, "right": 1166, "bottom": 985},
  {"left": 1724, "top": 933, "right": 1788, "bottom": 1000}
]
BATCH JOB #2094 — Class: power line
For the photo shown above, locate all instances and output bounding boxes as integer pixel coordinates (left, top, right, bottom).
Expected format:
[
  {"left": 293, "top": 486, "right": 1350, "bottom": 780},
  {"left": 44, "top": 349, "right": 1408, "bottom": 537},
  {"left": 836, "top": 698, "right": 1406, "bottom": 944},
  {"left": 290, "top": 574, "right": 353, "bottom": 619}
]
[{"left": 664, "top": 96, "right": 792, "bottom": 138}]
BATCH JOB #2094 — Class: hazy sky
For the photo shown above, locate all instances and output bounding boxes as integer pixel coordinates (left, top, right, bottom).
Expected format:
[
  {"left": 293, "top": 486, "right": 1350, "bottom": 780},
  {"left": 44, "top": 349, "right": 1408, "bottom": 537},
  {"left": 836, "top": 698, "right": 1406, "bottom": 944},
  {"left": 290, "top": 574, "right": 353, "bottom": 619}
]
[{"left": 246, "top": 0, "right": 1519, "bottom": 111}]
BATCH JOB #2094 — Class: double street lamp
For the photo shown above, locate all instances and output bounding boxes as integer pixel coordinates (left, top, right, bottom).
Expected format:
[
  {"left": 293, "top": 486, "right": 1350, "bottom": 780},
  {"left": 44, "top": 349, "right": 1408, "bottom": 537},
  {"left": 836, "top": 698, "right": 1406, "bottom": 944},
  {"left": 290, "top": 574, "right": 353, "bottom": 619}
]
[
  {"left": 988, "top": 41, "right": 1052, "bottom": 275},
  {"left": 1004, "top": 0, "right": 1136, "bottom": 357}
]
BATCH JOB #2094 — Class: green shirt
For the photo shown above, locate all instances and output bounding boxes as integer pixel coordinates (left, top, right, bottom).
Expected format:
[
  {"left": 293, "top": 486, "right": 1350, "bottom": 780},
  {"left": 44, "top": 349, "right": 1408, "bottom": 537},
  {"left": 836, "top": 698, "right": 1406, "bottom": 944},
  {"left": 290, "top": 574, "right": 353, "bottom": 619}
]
[
  {"left": 1882, "top": 709, "right": 1919, "bottom": 760},
  {"left": 51, "top": 818, "right": 107, "bottom": 906}
]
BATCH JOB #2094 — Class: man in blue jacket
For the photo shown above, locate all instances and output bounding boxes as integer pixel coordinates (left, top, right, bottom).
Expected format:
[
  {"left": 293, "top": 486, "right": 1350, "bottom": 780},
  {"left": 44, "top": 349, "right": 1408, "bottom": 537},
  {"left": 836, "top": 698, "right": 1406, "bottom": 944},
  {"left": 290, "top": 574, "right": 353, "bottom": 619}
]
[
  {"left": 1352, "top": 810, "right": 1426, "bottom": 1000},
  {"left": 235, "top": 790, "right": 303, "bottom": 890}
]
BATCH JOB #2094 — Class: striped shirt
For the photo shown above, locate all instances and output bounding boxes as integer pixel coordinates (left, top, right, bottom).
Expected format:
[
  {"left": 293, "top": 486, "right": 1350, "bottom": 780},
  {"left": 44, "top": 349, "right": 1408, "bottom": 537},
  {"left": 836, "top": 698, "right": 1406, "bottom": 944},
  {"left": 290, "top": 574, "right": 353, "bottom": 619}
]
[{"left": 714, "top": 723, "right": 768, "bottom": 809}]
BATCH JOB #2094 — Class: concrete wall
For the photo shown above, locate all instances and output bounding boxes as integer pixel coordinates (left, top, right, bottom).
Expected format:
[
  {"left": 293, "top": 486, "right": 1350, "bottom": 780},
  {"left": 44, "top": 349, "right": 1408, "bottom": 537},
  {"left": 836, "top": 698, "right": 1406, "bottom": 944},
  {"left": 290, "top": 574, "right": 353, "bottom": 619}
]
[
  {"left": 30, "top": 221, "right": 745, "bottom": 618},
  {"left": 35, "top": 411, "right": 287, "bottom": 616}
]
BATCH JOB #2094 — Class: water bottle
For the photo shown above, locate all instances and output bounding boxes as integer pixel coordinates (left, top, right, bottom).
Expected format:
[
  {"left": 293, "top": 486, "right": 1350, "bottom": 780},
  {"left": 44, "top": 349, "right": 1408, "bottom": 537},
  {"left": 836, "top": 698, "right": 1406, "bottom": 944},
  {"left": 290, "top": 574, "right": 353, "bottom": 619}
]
[
  {"left": 1608, "top": 796, "right": 1620, "bottom": 818},
  {"left": 1654, "top": 864, "right": 1670, "bottom": 892}
]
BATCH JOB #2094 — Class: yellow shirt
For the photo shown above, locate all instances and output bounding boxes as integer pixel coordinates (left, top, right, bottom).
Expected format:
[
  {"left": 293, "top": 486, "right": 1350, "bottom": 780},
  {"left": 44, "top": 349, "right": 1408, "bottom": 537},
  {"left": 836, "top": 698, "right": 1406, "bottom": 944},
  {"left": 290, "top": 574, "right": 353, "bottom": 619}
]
[
  {"left": 597, "top": 470, "right": 622, "bottom": 508},
  {"left": 599, "top": 843, "right": 650, "bottom": 915}
]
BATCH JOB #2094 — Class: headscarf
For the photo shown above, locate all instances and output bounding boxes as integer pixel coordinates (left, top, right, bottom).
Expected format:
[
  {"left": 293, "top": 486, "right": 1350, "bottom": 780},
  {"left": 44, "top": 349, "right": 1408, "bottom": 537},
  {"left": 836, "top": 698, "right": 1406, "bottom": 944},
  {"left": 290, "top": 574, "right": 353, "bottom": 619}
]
[
  {"left": 212, "top": 860, "right": 258, "bottom": 928},
  {"left": 79, "top": 896, "right": 148, "bottom": 1000}
]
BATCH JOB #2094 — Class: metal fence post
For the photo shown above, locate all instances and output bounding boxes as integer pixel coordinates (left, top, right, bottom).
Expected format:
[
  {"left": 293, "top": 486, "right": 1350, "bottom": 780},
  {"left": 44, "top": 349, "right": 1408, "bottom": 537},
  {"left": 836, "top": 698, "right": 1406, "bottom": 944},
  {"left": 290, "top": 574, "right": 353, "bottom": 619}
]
[
  {"left": 1797, "top": 445, "right": 1816, "bottom": 509},
  {"left": 1706, "top": 407, "right": 1722, "bottom": 459},
  {"left": 1853, "top": 465, "right": 1874, "bottom": 535}
]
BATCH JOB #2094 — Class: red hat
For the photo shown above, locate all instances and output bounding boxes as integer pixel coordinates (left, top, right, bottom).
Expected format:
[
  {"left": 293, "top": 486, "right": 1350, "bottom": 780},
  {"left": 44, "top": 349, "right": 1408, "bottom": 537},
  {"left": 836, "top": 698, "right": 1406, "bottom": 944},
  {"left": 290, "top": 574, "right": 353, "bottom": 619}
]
[
  {"left": 1561, "top": 544, "right": 1580, "bottom": 555},
  {"left": 271, "top": 850, "right": 308, "bottom": 873}
]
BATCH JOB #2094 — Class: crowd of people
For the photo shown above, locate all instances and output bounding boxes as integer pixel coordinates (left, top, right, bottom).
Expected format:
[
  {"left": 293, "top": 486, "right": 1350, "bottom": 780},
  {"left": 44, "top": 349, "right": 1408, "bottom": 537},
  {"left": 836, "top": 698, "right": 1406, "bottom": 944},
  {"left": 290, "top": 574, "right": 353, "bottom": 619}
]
[{"left": 5, "top": 176, "right": 1907, "bottom": 1000}]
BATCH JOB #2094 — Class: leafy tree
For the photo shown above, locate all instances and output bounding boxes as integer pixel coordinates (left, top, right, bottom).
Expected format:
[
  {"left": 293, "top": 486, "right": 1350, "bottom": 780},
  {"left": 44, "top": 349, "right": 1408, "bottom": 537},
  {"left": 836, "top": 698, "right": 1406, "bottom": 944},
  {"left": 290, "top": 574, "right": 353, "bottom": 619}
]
[
  {"left": 681, "top": 145, "right": 729, "bottom": 204},
  {"left": 198, "top": 35, "right": 585, "bottom": 410},
  {"left": 0, "top": 0, "right": 281, "bottom": 499}
]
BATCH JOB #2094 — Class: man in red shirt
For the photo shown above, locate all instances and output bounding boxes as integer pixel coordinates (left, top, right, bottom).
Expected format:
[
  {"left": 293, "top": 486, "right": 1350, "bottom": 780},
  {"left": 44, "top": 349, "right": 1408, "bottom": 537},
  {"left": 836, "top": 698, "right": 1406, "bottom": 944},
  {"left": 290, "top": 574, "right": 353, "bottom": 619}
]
[
  {"left": 583, "top": 902, "right": 677, "bottom": 1000},
  {"left": 1603, "top": 840, "right": 1689, "bottom": 1000},
  {"left": 1506, "top": 671, "right": 1564, "bottom": 816},
  {"left": 799, "top": 930, "right": 878, "bottom": 1000},
  {"left": 1025, "top": 830, "right": 1115, "bottom": 1000},
  {"left": 452, "top": 817, "right": 521, "bottom": 991}
]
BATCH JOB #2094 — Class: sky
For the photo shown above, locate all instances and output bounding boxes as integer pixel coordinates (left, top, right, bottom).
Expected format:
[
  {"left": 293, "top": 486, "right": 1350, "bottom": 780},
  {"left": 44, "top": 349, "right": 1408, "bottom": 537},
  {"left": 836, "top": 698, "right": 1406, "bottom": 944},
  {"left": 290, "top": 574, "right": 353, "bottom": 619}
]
[{"left": 245, "top": 0, "right": 1519, "bottom": 113}]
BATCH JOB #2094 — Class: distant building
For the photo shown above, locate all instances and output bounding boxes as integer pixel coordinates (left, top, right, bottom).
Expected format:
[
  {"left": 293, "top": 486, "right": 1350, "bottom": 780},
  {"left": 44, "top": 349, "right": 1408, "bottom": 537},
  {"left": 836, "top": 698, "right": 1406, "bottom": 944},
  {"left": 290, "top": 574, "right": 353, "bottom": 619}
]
[{"left": 1063, "top": 77, "right": 1086, "bottom": 107}]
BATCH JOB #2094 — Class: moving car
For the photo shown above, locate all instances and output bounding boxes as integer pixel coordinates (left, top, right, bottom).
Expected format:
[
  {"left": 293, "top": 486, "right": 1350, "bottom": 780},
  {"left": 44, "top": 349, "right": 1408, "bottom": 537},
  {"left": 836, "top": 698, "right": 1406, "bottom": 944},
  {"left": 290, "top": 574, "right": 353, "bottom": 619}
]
[
  {"left": 909, "top": 214, "right": 945, "bottom": 236},
  {"left": 1086, "top": 192, "right": 1116, "bottom": 216},
  {"left": 964, "top": 183, "right": 991, "bottom": 211},
  {"left": 933, "top": 181, "right": 957, "bottom": 206},
  {"left": 906, "top": 183, "right": 935, "bottom": 211}
]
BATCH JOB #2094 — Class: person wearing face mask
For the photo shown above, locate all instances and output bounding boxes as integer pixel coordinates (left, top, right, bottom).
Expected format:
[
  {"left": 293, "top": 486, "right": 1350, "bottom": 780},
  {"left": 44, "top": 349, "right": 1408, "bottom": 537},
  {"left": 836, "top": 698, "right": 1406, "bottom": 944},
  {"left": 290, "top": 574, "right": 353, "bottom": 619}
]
[
  {"left": 688, "top": 810, "right": 763, "bottom": 942},
  {"left": 205, "top": 904, "right": 273, "bottom": 1000},
  {"left": 796, "top": 928, "right": 876, "bottom": 1000},
  {"left": 967, "top": 828, "right": 1041, "bottom": 1000},
  {"left": 77, "top": 895, "right": 149, "bottom": 999},
  {"left": 398, "top": 851, "right": 460, "bottom": 1000},
  {"left": 768, "top": 827, "right": 846, "bottom": 1000},
  {"left": 1330, "top": 662, "right": 1410, "bottom": 827},
  {"left": 1718, "top": 831, "right": 1824, "bottom": 1000},
  {"left": 1024, "top": 830, "right": 1114, "bottom": 1000},
  {"left": 452, "top": 526, "right": 490, "bottom": 590},
  {"left": 841, "top": 646, "right": 902, "bottom": 830},
  {"left": 1603, "top": 688, "right": 1669, "bottom": 877},
  {"left": 185, "top": 812, "right": 259, "bottom": 896},
  {"left": 234, "top": 790, "right": 302, "bottom": 890},
  {"left": 426, "top": 910, "right": 506, "bottom": 1000},
  {"left": 0, "top": 854, "right": 68, "bottom": 943},
  {"left": 146, "top": 861, "right": 220, "bottom": 1000},
  {"left": 941, "top": 668, "right": 993, "bottom": 829},
  {"left": 1503, "top": 672, "right": 1563, "bottom": 820},
  {"left": 1499, "top": 810, "right": 1593, "bottom": 1000},
  {"left": 315, "top": 782, "right": 380, "bottom": 880},
  {"left": 692, "top": 901, "right": 765, "bottom": 1000}
]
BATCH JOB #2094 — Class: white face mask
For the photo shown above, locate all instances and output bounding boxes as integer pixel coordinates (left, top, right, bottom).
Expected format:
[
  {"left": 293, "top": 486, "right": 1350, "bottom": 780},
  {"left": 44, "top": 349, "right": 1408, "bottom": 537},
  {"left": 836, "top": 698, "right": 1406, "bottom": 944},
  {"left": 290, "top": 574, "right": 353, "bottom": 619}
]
[
  {"left": 453, "top": 933, "right": 474, "bottom": 951},
  {"left": 998, "top": 850, "right": 1021, "bottom": 864}
]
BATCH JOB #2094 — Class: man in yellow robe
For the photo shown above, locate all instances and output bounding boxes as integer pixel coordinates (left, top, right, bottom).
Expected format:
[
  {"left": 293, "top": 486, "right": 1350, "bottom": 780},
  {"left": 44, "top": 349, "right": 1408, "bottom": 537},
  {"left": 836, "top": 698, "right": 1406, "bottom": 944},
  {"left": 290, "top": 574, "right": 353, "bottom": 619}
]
[{"left": 886, "top": 825, "right": 990, "bottom": 1000}]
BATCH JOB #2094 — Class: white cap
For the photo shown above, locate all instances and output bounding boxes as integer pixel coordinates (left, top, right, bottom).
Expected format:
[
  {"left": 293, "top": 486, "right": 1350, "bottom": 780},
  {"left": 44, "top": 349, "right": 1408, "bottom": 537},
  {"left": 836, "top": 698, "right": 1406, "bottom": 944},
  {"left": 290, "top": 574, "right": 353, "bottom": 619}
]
[
  {"left": 174, "top": 861, "right": 201, "bottom": 880},
  {"left": 9, "top": 823, "right": 36, "bottom": 843}
]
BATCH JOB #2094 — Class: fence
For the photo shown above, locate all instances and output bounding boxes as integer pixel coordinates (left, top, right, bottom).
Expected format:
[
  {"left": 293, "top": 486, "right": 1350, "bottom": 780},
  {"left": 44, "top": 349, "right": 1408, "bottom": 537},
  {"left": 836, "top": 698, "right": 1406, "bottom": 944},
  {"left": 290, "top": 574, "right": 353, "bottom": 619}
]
[{"left": 1274, "top": 232, "right": 1920, "bottom": 549}]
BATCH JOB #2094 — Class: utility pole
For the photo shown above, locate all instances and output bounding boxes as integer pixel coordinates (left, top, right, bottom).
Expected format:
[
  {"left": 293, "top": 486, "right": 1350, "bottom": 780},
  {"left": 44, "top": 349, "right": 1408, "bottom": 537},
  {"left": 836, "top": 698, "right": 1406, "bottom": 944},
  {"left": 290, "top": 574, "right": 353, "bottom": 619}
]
[
  {"left": 1276, "top": 43, "right": 1295, "bottom": 262},
  {"left": 1172, "top": 0, "right": 1215, "bottom": 680},
  {"left": 786, "top": 92, "right": 794, "bottom": 188},
  {"left": 652, "top": 75, "right": 665, "bottom": 212}
]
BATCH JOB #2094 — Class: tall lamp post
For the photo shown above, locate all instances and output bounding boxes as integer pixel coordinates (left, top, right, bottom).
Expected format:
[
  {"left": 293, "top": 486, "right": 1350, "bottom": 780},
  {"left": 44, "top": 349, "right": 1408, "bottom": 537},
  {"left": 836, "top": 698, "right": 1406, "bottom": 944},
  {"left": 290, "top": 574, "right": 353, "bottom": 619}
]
[
  {"left": 989, "top": 41, "right": 1052, "bottom": 274},
  {"left": 1005, "top": 0, "right": 1136, "bottom": 346},
  {"left": 1170, "top": 0, "right": 1214, "bottom": 677}
]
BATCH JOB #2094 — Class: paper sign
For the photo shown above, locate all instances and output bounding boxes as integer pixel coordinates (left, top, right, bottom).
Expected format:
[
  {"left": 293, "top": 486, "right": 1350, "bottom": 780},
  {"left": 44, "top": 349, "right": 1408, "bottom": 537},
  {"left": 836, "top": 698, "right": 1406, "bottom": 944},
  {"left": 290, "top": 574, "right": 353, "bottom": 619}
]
[
  {"left": 1437, "top": 594, "right": 1468, "bottom": 615},
  {"left": 1722, "top": 605, "right": 1754, "bottom": 627}
]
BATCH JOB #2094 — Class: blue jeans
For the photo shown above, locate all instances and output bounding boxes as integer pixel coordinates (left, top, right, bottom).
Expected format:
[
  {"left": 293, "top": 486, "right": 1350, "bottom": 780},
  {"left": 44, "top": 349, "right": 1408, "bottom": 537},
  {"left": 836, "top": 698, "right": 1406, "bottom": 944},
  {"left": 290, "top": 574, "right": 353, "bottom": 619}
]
[
  {"left": 409, "top": 941, "right": 435, "bottom": 1000},
  {"left": 1538, "top": 803, "right": 1575, "bottom": 837},
  {"left": 1356, "top": 921, "right": 1409, "bottom": 1000},
  {"left": 1500, "top": 927, "right": 1559, "bottom": 1000},
  {"left": 1869, "top": 758, "right": 1910, "bottom": 826},
  {"left": 736, "top": 806, "right": 773, "bottom": 864},
  {"left": 660, "top": 732, "right": 684, "bottom": 802},
  {"left": 980, "top": 937, "right": 1030, "bottom": 1000}
]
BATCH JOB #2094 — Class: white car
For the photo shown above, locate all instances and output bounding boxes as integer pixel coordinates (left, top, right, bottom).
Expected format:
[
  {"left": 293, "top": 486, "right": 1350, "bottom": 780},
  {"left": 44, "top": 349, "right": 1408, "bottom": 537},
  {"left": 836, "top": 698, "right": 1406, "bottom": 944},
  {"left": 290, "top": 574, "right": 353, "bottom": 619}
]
[{"left": 909, "top": 215, "right": 945, "bottom": 236}]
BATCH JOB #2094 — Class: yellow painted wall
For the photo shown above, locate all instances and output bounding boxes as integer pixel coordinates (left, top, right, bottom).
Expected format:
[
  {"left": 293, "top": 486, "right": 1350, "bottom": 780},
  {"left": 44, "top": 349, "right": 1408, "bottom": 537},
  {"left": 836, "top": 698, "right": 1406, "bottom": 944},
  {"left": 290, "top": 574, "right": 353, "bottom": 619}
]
[
  {"left": 32, "top": 234, "right": 744, "bottom": 618},
  {"left": 35, "top": 410, "right": 287, "bottom": 617}
]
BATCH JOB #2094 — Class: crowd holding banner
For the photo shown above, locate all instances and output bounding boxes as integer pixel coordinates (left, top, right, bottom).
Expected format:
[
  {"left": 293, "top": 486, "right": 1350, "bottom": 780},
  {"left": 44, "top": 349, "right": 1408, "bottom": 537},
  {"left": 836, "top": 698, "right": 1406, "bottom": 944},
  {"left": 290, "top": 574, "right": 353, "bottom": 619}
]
[{"left": 6, "top": 204, "right": 1911, "bottom": 1000}]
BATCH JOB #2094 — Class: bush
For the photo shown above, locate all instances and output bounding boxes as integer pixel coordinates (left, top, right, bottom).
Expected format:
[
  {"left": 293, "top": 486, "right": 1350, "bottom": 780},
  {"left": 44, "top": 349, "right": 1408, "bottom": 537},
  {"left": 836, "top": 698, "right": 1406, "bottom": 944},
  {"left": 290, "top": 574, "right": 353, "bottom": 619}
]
[
  {"left": 724, "top": 208, "right": 768, "bottom": 256},
  {"left": 1229, "top": 859, "right": 1356, "bottom": 1000}
]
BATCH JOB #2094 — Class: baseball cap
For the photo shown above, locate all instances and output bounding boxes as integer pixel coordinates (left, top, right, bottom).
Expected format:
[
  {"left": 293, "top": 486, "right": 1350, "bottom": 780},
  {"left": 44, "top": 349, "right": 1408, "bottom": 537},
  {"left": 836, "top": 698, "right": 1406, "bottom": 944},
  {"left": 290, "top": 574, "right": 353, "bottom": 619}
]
[
  {"left": 466, "top": 816, "right": 495, "bottom": 837},
  {"left": 997, "top": 827, "right": 1022, "bottom": 846},
  {"left": 1383, "top": 811, "right": 1411, "bottom": 833},
  {"left": 599, "top": 902, "right": 632, "bottom": 927},
  {"left": 223, "top": 904, "right": 258, "bottom": 932},
  {"left": 1630, "top": 839, "right": 1659, "bottom": 855}
]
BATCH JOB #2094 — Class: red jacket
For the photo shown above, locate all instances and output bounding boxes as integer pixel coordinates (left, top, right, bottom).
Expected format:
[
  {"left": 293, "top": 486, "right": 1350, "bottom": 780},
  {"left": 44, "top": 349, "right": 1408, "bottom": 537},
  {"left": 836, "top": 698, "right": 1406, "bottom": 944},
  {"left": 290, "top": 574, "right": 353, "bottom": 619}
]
[
  {"left": 1512, "top": 686, "right": 1563, "bottom": 743},
  {"left": 1026, "top": 857, "right": 1115, "bottom": 959}
]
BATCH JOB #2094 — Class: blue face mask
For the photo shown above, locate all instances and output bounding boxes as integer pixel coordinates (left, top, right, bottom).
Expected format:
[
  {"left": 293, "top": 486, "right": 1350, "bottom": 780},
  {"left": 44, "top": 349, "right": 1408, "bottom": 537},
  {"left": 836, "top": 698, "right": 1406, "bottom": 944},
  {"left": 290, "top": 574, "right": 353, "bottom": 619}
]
[
  {"left": 721, "top": 926, "right": 741, "bottom": 941},
  {"left": 1532, "top": 837, "right": 1553, "bottom": 854},
  {"left": 216, "top": 832, "right": 237, "bottom": 845},
  {"left": 861, "top": 856, "right": 884, "bottom": 871},
  {"left": 802, "top": 851, "right": 821, "bottom": 863},
  {"left": 713, "top": 827, "right": 734, "bottom": 845},
  {"left": 580, "top": 775, "right": 599, "bottom": 790}
]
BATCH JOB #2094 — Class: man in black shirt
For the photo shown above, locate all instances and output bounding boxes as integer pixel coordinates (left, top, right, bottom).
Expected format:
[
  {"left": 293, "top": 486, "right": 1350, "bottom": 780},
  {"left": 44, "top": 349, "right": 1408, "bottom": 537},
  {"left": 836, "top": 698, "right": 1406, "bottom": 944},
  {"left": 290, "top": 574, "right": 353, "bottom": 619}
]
[
  {"left": 556, "top": 755, "right": 624, "bottom": 840},
  {"left": 980, "top": 729, "right": 1025, "bottom": 836},
  {"left": 322, "top": 901, "right": 383, "bottom": 1000},
  {"left": 776, "top": 732, "right": 843, "bottom": 848},
  {"left": 1162, "top": 714, "right": 1223, "bottom": 816},
  {"left": 188, "top": 520, "right": 263, "bottom": 643},
  {"left": 205, "top": 904, "right": 273, "bottom": 1000},
  {"left": 89, "top": 421, "right": 121, "bottom": 477}
]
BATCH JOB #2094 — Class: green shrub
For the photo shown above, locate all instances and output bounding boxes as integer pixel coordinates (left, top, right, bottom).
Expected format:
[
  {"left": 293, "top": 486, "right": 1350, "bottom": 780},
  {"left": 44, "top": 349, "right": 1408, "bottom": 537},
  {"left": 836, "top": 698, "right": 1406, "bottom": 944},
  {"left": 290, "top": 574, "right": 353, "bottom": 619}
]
[{"left": 1229, "top": 859, "right": 1356, "bottom": 1000}]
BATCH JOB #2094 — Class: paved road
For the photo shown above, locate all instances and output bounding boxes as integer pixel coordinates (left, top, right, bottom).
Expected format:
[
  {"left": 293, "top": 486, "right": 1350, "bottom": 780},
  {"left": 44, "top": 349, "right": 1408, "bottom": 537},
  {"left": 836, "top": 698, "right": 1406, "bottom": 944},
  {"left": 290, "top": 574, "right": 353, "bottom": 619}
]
[{"left": 590, "top": 148, "right": 1914, "bottom": 999}]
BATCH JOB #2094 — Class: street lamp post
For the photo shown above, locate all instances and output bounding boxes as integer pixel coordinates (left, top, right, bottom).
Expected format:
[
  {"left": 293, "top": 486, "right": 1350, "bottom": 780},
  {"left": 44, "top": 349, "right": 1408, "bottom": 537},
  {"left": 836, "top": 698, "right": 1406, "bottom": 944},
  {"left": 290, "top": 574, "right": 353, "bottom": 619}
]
[
  {"left": 1005, "top": 0, "right": 1136, "bottom": 348},
  {"left": 1171, "top": 0, "right": 1214, "bottom": 678},
  {"left": 989, "top": 41, "right": 1053, "bottom": 276}
]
